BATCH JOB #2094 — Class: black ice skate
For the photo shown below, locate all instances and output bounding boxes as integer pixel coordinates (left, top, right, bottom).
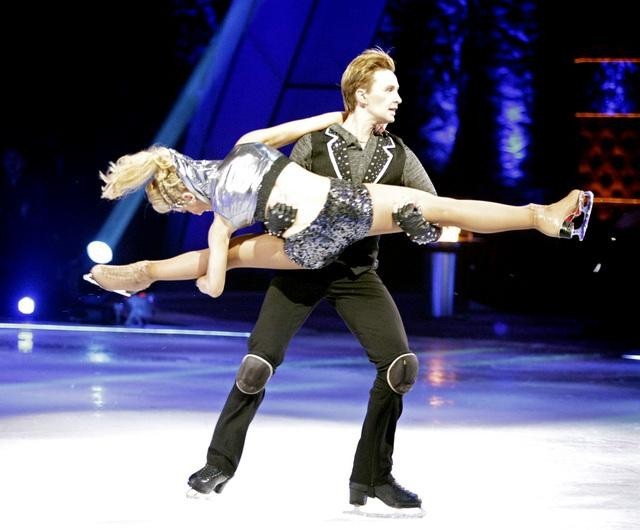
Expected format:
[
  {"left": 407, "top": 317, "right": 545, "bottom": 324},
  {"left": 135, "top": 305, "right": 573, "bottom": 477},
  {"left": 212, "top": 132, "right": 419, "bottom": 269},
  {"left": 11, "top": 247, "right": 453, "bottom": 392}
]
[
  {"left": 186, "top": 464, "right": 230, "bottom": 499},
  {"left": 346, "top": 476, "right": 425, "bottom": 518}
]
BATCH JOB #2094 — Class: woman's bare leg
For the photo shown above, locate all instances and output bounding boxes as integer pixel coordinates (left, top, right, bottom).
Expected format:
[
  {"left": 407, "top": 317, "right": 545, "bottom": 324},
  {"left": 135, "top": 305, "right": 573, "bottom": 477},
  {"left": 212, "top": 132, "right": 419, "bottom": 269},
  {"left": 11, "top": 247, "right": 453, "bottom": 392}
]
[
  {"left": 87, "top": 234, "right": 301, "bottom": 295},
  {"left": 366, "top": 186, "right": 593, "bottom": 240},
  {"left": 226, "top": 234, "right": 301, "bottom": 271}
]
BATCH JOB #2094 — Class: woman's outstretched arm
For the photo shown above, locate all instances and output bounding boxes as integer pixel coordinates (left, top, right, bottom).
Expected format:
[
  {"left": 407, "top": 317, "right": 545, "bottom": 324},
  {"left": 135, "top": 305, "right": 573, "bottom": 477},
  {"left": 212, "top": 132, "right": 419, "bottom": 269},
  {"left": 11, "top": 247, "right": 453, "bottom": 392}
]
[
  {"left": 235, "top": 111, "right": 344, "bottom": 148},
  {"left": 196, "top": 216, "right": 306, "bottom": 297},
  {"left": 199, "top": 221, "right": 309, "bottom": 297},
  {"left": 197, "top": 214, "right": 236, "bottom": 298}
]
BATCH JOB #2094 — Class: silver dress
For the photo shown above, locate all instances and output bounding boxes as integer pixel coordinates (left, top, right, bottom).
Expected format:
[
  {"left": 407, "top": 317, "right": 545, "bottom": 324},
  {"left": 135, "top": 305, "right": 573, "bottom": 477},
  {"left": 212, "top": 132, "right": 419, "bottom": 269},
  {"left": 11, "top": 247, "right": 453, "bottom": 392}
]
[
  {"left": 169, "top": 143, "right": 284, "bottom": 229},
  {"left": 170, "top": 142, "right": 374, "bottom": 269}
]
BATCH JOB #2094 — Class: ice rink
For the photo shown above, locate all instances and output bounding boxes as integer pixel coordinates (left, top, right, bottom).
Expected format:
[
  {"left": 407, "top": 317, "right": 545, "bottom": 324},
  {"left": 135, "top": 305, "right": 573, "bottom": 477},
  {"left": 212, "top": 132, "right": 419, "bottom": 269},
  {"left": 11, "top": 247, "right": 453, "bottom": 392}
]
[{"left": 1, "top": 322, "right": 639, "bottom": 529}]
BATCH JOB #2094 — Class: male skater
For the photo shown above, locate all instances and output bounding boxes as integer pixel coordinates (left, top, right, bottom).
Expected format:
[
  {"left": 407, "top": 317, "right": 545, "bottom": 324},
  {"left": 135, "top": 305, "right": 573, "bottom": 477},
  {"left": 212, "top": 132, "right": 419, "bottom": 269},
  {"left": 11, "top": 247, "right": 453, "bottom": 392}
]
[{"left": 188, "top": 48, "right": 440, "bottom": 511}]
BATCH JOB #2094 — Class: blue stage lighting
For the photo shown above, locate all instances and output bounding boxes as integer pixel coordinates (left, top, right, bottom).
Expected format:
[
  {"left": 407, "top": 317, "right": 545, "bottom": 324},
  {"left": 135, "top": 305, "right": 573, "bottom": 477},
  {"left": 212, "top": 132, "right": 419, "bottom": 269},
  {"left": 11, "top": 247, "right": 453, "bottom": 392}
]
[{"left": 90, "top": 0, "right": 254, "bottom": 256}]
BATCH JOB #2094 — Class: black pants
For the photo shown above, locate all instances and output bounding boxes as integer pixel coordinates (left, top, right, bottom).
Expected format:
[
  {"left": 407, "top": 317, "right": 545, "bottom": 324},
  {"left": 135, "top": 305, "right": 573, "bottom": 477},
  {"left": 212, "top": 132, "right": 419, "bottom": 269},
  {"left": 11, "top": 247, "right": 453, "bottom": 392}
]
[{"left": 206, "top": 265, "right": 412, "bottom": 485}]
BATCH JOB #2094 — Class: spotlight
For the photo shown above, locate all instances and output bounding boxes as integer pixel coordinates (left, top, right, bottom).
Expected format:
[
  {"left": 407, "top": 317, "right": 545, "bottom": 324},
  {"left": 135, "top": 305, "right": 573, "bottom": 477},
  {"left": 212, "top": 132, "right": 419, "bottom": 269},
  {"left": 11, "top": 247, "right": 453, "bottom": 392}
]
[
  {"left": 17, "top": 296, "right": 35, "bottom": 315},
  {"left": 87, "top": 240, "right": 113, "bottom": 264},
  {"left": 438, "top": 226, "right": 461, "bottom": 243}
]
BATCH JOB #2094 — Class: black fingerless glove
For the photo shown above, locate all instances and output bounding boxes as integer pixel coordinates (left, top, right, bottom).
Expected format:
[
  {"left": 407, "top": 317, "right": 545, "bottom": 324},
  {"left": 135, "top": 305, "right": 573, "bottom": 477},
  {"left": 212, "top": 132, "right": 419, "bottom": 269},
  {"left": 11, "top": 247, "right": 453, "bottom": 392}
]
[
  {"left": 392, "top": 203, "right": 442, "bottom": 245},
  {"left": 264, "top": 203, "right": 298, "bottom": 238}
]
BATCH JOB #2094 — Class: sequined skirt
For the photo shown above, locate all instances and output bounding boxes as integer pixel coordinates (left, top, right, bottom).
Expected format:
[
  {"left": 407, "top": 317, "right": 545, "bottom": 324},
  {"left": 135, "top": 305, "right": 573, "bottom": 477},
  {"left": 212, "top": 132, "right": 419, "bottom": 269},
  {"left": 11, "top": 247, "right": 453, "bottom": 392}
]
[{"left": 283, "top": 179, "right": 373, "bottom": 269}]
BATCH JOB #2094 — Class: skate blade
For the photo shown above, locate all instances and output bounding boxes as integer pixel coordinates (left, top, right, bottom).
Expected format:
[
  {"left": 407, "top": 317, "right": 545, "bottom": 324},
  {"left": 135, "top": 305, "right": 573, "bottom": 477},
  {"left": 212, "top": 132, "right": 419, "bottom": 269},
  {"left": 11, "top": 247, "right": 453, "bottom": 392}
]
[
  {"left": 344, "top": 502, "right": 425, "bottom": 519},
  {"left": 572, "top": 190, "right": 594, "bottom": 241},
  {"left": 82, "top": 273, "right": 132, "bottom": 297},
  {"left": 185, "top": 488, "right": 214, "bottom": 501}
]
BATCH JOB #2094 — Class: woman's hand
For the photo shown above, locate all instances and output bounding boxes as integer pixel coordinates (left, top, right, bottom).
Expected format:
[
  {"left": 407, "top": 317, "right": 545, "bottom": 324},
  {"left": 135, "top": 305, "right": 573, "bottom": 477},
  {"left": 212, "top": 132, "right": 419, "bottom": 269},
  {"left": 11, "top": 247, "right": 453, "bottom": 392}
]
[
  {"left": 373, "top": 122, "right": 387, "bottom": 135},
  {"left": 196, "top": 275, "right": 214, "bottom": 297}
]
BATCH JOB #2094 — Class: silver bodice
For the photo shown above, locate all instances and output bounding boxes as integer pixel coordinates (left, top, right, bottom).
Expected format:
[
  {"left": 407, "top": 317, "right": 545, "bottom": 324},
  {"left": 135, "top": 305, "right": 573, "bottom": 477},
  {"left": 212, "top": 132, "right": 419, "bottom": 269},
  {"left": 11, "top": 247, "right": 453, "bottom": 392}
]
[{"left": 169, "top": 143, "right": 283, "bottom": 229}]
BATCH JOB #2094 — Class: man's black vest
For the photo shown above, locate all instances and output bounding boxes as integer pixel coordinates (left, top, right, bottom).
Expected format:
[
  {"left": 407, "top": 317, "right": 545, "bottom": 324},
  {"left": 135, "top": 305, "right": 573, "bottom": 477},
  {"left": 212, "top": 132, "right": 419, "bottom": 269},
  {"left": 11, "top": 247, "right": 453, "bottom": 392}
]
[{"left": 309, "top": 128, "right": 407, "bottom": 274}]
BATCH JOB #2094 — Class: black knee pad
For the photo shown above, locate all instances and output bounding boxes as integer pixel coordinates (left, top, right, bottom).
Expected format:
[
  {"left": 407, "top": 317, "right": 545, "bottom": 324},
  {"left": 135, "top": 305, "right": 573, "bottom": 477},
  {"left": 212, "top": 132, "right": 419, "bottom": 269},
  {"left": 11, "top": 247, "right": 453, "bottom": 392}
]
[
  {"left": 386, "top": 353, "right": 419, "bottom": 394},
  {"left": 235, "top": 354, "right": 274, "bottom": 394}
]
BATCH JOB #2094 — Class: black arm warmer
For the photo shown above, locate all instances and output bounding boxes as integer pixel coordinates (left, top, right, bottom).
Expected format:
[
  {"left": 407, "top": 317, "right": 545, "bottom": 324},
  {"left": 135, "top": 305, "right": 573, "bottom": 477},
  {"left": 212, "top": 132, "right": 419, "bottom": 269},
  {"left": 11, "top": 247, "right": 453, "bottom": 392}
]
[
  {"left": 264, "top": 203, "right": 298, "bottom": 238},
  {"left": 392, "top": 203, "right": 442, "bottom": 245}
]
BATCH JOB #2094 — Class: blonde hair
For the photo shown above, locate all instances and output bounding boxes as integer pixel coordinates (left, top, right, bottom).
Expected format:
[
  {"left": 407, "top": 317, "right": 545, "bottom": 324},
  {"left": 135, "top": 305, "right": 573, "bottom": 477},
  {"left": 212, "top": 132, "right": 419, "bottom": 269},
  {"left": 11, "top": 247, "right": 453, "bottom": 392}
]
[
  {"left": 99, "top": 145, "right": 187, "bottom": 213},
  {"left": 341, "top": 47, "right": 396, "bottom": 112}
]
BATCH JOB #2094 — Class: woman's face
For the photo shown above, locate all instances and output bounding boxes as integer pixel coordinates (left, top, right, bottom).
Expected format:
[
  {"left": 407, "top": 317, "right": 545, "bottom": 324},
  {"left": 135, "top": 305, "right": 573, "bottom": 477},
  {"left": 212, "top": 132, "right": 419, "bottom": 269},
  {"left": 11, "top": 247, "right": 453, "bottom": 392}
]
[
  {"left": 170, "top": 193, "right": 211, "bottom": 216},
  {"left": 183, "top": 200, "right": 211, "bottom": 215},
  {"left": 362, "top": 69, "right": 402, "bottom": 124}
]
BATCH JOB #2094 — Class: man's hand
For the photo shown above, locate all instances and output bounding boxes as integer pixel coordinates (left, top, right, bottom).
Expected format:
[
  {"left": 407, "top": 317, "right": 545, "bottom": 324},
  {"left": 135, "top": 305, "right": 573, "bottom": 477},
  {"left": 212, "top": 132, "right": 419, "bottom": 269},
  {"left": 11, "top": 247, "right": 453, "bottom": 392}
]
[
  {"left": 265, "top": 203, "right": 298, "bottom": 237},
  {"left": 392, "top": 203, "right": 442, "bottom": 245}
]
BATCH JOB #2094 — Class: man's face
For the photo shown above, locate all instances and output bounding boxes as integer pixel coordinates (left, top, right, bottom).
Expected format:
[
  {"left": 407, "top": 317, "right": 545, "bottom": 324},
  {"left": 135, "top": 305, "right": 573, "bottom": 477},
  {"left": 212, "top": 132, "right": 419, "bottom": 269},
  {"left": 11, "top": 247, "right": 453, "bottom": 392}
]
[{"left": 362, "top": 69, "right": 402, "bottom": 124}]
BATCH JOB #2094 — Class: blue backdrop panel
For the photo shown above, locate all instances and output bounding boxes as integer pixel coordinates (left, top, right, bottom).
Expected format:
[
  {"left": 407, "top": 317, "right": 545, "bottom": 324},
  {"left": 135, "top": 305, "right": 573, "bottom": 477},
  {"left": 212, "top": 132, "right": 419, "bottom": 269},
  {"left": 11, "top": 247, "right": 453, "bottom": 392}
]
[
  {"left": 184, "top": 0, "right": 311, "bottom": 157},
  {"left": 272, "top": 88, "right": 344, "bottom": 129},
  {"left": 287, "top": 0, "right": 388, "bottom": 86}
]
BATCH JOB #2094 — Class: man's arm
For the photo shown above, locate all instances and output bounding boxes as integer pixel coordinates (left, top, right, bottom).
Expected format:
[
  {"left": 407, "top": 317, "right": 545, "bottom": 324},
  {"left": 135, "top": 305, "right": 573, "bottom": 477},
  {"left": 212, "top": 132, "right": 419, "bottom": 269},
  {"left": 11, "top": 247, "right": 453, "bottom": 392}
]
[
  {"left": 234, "top": 112, "right": 343, "bottom": 149},
  {"left": 396, "top": 143, "right": 442, "bottom": 244},
  {"left": 288, "top": 133, "right": 313, "bottom": 168},
  {"left": 402, "top": 145, "right": 437, "bottom": 195}
]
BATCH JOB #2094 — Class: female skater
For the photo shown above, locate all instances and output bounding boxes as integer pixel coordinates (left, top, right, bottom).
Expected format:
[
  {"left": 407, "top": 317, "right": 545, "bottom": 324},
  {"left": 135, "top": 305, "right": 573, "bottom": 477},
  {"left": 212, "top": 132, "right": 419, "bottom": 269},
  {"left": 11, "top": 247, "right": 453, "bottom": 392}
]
[{"left": 88, "top": 111, "right": 593, "bottom": 298}]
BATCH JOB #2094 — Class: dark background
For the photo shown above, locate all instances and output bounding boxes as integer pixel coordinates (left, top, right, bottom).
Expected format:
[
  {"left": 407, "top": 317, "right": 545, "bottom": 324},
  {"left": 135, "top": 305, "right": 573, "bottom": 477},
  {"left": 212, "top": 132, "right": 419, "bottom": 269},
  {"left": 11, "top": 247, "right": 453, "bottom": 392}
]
[{"left": 1, "top": 1, "right": 638, "bottom": 341}]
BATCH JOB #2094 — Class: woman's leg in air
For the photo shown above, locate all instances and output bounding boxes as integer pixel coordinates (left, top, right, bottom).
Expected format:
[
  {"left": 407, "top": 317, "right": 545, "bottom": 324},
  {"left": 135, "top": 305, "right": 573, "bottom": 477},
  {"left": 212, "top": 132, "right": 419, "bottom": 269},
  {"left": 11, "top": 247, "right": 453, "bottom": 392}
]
[
  {"left": 365, "top": 185, "right": 593, "bottom": 240},
  {"left": 87, "top": 234, "right": 301, "bottom": 295}
]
